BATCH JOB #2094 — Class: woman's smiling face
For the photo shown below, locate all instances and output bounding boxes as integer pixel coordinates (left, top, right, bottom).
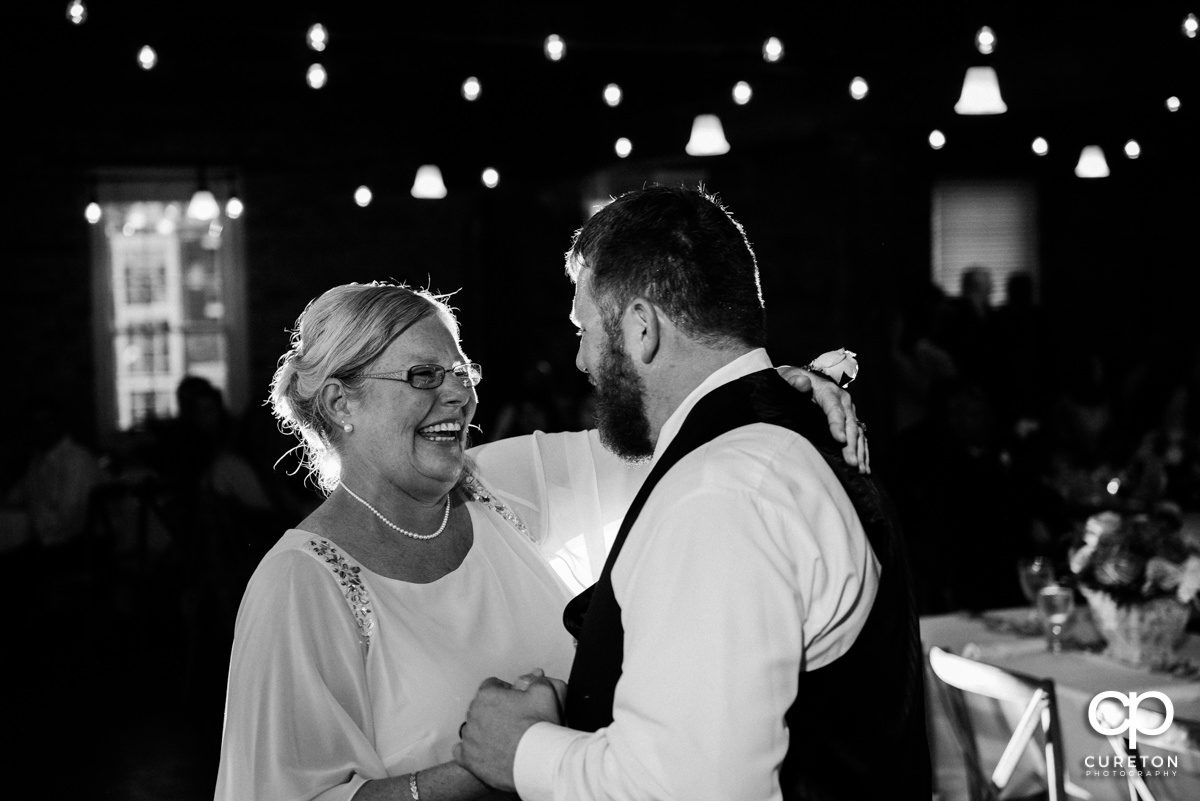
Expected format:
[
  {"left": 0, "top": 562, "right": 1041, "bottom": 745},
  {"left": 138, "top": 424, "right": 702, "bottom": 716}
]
[{"left": 345, "top": 313, "right": 478, "bottom": 501}]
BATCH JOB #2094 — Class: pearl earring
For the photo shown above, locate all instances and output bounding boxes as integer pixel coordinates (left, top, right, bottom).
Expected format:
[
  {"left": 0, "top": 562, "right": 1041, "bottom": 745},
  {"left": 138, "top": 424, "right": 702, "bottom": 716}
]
[{"left": 342, "top": 422, "right": 353, "bottom": 433}]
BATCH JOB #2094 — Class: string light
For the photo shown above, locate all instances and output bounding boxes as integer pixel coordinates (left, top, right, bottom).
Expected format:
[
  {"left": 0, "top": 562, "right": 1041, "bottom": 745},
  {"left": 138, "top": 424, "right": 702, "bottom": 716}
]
[
  {"left": 66, "top": 0, "right": 87, "bottom": 25},
  {"left": 411, "top": 165, "right": 448, "bottom": 199},
  {"left": 685, "top": 115, "right": 730, "bottom": 156},
  {"left": 1166, "top": 96, "right": 1181, "bottom": 112},
  {"left": 975, "top": 26, "right": 996, "bottom": 54},
  {"left": 225, "top": 197, "right": 244, "bottom": 219},
  {"left": 1075, "top": 146, "right": 1110, "bottom": 178},
  {"left": 138, "top": 45, "right": 157, "bottom": 70},
  {"left": 1124, "top": 139, "right": 1141, "bottom": 159},
  {"left": 544, "top": 35, "right": 565, "bottom": 62},
  {"left": 307, "top": 64, "right": 328, "bottom": 89},
  {"left": 1185, "top": 13, "right": 1198, "bottom": 38},
  {"left": 1032, "top": 137, "right": 1049, "bottom": 156},
  {"left": 481, "top": 168, "right": 500, "bottom": 189},
  {"left": 462, "top": 76, "right": 481, "bottom": 101},
  {"left": 928, "top": 130, "right": 946, "bottom": 150},
  {"left": 354, "top": 186, "right": 372, "bottom": 207},
  {"left": 849, "top": 77, "right": 869, "bottom": 100},
  {"left": 615, "top": 137, "right": 632, "bottom": 158},
  {"left": 954, "top": 66, "right": 1006, "bottom": 114},
  {"left": 307, "top": 23, "right": 328, "bottom": 52},
  {"left": 732, "top": 81, "right": 752, "bottom": 105},
  {"left": 603, "top": 83, "right": 622, "bottom": 107},
  {"left": 763, "top": 37, "right": 784, "bottom": 63},
  {"left": 85, "top": 202, "right": 101, "bottom": 224}
]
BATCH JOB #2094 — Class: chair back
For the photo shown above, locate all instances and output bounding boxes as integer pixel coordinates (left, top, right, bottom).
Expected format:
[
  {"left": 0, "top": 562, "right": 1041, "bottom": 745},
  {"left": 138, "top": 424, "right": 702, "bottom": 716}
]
[
  {"left": 928, "top": 645, "right": 1067, "bottom": 801},
  {"left": 1093, "top": 697, "right": 1200, "bottom": 801}
]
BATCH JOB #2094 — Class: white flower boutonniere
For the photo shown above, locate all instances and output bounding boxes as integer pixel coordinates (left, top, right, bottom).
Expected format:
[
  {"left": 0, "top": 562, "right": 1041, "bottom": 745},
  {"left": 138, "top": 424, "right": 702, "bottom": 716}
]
[{"left": 805, "top": 348, "right": 859, "bottom": 387}]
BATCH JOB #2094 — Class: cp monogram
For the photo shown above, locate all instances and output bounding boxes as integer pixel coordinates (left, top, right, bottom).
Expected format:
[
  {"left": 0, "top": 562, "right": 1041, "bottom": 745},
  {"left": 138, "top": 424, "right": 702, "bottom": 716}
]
[{"left": 1088, "top": 691, "right": 1175, "bottom": 749}]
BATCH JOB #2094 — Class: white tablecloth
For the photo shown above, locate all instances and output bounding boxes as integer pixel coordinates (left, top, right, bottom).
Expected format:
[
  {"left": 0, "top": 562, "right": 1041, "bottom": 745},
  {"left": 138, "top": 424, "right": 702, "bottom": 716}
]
[{"left": 922, "top": 609, "right": 1200, "bottom": 801}]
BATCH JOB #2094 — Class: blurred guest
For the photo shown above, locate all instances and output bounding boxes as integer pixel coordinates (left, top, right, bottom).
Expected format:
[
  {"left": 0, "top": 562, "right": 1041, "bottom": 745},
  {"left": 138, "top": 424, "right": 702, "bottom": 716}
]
[
  {"left": 1041, "top": 347, "right": 1119, "bottom": 517},
  {"left": 934, "top": 265, "right": 999, "bottom": 391},
  {"left": 894, "top": 379, "right": 1039, "bottom": 612},
  {"left": 889, "top": 281, "right": 958, "bottom": 437},
  {"left": 488, "top": 360, "right": 572, "bottom": 440},
  {"left": 158, "top": 376, "right": 276, "bottom": 516},
  {"left": 0, "top": 396, "right": 104, "bottom": 557},
  {"left": 991, "top": 271, "right": 1046, "bottom": 430}
]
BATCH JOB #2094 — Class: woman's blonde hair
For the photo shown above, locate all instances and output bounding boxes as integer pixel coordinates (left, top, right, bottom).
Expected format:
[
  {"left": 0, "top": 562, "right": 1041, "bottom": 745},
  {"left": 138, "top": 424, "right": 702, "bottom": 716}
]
[{"left": 269, "top": 281, "right": 460, "bottom": 494}]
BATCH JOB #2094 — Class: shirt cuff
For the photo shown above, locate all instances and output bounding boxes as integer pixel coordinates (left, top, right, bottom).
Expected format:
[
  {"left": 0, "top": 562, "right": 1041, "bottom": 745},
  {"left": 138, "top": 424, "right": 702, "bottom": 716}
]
[{"left": 513, "top": 721, "right": 589, "bottom": 801}]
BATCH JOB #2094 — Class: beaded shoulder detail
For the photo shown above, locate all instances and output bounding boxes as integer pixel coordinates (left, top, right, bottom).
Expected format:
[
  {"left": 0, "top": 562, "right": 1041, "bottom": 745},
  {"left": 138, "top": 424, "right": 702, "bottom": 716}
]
[
  {"left": 304, "top": 537, "right": 376, "bottom": 649},
  {"left": 460, "top": 469, "right": 535, "bottom": 543}
]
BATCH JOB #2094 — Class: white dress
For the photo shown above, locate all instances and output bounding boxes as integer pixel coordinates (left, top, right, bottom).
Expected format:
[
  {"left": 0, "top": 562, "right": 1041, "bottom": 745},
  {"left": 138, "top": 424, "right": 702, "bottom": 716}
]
[{"left": 214, "top": 431, "right": 646, "bottom": 801}]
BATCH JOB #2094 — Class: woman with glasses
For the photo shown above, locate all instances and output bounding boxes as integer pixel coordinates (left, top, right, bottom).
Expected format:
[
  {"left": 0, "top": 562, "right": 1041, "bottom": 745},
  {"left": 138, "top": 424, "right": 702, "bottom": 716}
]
[{"left": 215, "top": 281, "right": 863, "bottom": 801}]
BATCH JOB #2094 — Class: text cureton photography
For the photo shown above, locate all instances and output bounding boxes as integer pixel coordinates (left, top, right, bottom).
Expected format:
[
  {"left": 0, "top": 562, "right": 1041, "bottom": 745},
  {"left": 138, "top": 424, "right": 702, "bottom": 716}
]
[{"left": 1083, "top": 690, "right": 1180, "bottom": 779}]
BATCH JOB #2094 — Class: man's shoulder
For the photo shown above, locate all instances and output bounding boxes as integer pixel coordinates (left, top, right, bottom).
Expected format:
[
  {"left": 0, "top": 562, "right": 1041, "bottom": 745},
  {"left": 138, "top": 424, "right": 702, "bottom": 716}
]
[{"left": 665, "top": 422, "right": 842, "bottom": 499}]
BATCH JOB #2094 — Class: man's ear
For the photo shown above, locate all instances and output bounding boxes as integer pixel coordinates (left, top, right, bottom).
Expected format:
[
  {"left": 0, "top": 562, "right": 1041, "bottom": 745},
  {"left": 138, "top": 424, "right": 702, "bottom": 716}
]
[{"left": 624, "top": 297, "right": 661, "bottom": 365}]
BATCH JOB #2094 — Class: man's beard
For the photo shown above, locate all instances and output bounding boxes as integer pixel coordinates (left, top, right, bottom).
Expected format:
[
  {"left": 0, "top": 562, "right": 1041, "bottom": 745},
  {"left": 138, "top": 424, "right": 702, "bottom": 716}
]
[{"left": 593, "top": 335, "right": 654, "bottom": 463}]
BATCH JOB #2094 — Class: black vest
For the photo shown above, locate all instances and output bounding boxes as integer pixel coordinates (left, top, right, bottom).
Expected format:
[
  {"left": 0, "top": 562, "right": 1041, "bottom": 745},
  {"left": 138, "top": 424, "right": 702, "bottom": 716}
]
[{"left": 564, "top": 369, "right": 930, "bottom": 800}]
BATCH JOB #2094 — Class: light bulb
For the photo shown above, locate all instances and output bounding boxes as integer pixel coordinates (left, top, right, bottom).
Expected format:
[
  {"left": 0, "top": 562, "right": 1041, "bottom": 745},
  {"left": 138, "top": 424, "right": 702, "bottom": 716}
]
[
  {"left": 544, "top": 34, "right": 565, "bottom": 62},
  {"left": 462, "top": 76, "right": 481, "bottom": 101},
  {"left": 928, "top": 130, "right": 946, "bottom": 150},
  {"left": 1167, "top": 96, "right": 1181, "bottom": 112},
  {"left": 1184, "top": 13, "right": 1198, "bottom": 38},
  {"left": 138, "top": 45, "right": 157, "bottom": 70},
  {"left": 685, "top": 115, "right": 730, "bottom": 156},
  {"left": 481, "top": 168, "right": 500, "bottom": 189},
  {"left": 732, "top": 81, "right": 752, "bottom": 105},
  {"left": 225, "top": 197, "right": 244, "bottom": 219},
  {"left": 411, "top": 165, "right": 447, "bottom": 199},
  {"left": 1075, "top": 146, "right": 1110, "bottom": 178},
  {"left": 615, "top": 137, "right": 632, "bottom": 158},
  {"left": 1124, "top": 140, "right": 1141, "bottom": 159},
  {"left": 850, "top": 76, "right": 869, "bottom": 100},
  {"left": 66, "top": 0, "right": 87, "bottom": 25},
  {"left": 187, "top": 190, "right": 219, "bottom": 221},
  {"left": 354, "top": 186, "right": 372, "bottom": 207},
  {"left": 307, "top": 23, "right": 328, "bottom": 52},
  {"left": 85, "top": 202, "right": 101, "bottom": 224},
  {"left": 763, "top": 37, "right": 784, "bottom": 63},
  {"left": 603, "top": 83, "right": 622, "bottom": 107},
  {"left": 307, "top": 64, "right": 328, "bottom": 89},
  {"left": 975, "top": 26, "right": 996, "bottom": 54},
  {"left": 1032, "top": 137, "right": 1049, "bottom": 156}
]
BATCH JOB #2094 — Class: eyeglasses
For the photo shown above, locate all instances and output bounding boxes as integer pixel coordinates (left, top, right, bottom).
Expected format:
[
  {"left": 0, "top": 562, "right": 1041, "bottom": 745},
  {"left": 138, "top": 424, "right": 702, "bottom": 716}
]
[{"left": 358, "top": 362, "right": 483, "bottom": 390}]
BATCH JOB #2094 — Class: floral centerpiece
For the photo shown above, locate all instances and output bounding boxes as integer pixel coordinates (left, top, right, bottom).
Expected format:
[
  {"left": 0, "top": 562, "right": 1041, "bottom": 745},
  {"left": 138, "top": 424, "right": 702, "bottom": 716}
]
[{"left": 1068, "top": 504, "right": 1200, "bottom": 666}]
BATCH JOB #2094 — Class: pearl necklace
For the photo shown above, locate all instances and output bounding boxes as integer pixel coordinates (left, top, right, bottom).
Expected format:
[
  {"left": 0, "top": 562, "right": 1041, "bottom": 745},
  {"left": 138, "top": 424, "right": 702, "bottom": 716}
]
[{"left": 339, "top": 482, "right": 452, "bottom": 541}]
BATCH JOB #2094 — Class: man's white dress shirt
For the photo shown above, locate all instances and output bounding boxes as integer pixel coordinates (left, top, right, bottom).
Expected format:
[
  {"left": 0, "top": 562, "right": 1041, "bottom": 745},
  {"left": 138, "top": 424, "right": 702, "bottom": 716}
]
[{"left": 513, "top": 349, "right": 881, "bottom": 801}]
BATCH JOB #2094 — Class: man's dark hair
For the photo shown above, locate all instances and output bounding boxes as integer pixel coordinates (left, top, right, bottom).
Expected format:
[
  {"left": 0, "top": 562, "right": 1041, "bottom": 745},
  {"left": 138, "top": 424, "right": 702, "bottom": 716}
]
[{"left": 566, "top": 184, "right": 767, "bottom": 348}]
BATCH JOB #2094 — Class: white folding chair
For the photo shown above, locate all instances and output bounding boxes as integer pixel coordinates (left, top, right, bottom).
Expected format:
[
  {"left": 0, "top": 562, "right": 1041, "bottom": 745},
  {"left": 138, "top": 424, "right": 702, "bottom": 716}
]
[
  {"left": 1093, "top": 698, "right": 1200, "bottom": 801},
  {"left": 928, "top": 645, "right": 1067, "bottom": 801}
]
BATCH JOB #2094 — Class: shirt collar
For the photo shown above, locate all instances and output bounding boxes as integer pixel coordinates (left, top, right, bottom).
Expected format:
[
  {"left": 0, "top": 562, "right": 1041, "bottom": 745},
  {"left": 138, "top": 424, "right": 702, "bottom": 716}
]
[{"left": 651, "top": 348, "right": 773, "bottom": 464}]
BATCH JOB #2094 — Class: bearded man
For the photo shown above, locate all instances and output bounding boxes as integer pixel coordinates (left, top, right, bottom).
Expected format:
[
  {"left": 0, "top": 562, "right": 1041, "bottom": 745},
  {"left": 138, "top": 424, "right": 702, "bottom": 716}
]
[{"left": 458, "top": 185, "right": 930, "bottom": 801}]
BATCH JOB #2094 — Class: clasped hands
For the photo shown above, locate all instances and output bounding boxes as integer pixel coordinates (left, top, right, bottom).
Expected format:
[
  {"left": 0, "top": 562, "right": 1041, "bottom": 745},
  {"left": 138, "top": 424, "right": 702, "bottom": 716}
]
[{"left": 454, "top": 668, "right": 567, "bottom": 792}]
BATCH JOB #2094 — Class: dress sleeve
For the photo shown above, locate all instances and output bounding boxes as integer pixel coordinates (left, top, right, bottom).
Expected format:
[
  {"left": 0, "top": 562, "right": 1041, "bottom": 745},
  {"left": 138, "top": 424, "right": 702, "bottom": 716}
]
[
  {"left": 214, "top": 547, "right": 386, "bottom": 801},
  {"left": 467, "top": 430, "right": 648, "bottom": 592}
]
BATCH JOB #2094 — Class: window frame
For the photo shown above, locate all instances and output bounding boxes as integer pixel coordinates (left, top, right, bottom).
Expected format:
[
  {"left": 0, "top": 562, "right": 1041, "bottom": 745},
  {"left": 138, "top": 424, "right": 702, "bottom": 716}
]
[{"left": 89, "top": 168, "right": 249, "bottom": 446}]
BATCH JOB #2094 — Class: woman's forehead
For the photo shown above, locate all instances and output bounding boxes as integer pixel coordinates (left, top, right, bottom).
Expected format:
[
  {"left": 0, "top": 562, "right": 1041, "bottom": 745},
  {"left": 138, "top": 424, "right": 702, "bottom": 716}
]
[{"left": 378, "top": 315, "right": 465, "bottom": 364}]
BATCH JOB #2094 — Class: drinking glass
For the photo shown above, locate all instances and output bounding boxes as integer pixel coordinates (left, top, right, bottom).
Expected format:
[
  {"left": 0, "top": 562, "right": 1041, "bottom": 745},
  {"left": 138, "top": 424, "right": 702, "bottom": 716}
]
[
  {"left": 1018, "top": 557, "right": 1055, "bottom": 605},
  {"left": 1036, "top": 584, "right": 1076, "bottom": 654}
]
